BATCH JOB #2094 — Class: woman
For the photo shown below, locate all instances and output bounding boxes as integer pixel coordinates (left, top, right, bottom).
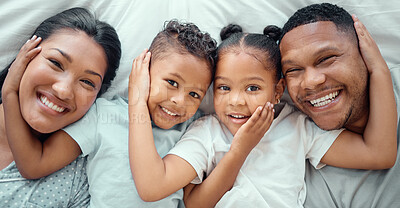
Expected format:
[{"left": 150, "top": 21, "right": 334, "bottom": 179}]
[{"left": 0, "top": 7, "right": 121, "bottom": 207}]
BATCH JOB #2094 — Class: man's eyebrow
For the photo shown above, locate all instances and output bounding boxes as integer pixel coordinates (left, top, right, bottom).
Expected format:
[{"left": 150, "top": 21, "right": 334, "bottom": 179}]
[
  {"left": 85, "top": 70, "right": 103, "bottom": 82},
  {"left": 50, "top": 48, "right": 72, "bottom": 63}
]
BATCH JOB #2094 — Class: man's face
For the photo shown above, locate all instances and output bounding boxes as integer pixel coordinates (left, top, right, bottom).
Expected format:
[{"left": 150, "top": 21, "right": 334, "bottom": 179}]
[{"left": 280, "top": 21, "right": 369, "bottom": 131}]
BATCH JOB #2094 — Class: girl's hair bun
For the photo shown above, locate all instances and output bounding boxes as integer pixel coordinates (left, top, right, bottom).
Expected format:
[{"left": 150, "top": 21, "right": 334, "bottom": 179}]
[
  {"left": 220, "top": 24, "right": 243, "bottom": 41},
  {"left": 263, "top": 25, "right": 282, "bottom": 42}
]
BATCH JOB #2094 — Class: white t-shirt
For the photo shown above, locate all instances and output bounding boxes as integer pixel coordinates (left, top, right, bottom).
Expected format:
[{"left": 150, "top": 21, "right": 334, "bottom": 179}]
[
  {"left": 168, "top": 103, "right": 343, "bottom": 208},
  {"left": 63, "top": 96, "right": 201, "bottom": 208}
]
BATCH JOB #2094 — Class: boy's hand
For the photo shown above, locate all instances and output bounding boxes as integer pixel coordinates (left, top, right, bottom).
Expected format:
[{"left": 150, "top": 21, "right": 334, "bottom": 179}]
[
  {"left": 129, "top": 49, "right": 151, "bottom": 105},
  {"left": 2, "top": 35, "right": 41, "bottom": 97},
  {"left": 352, "top": 15, "right": 389, "bottom": 75},
  {"left": 230, "top": 102, "right": 274, "bottom": 156}
]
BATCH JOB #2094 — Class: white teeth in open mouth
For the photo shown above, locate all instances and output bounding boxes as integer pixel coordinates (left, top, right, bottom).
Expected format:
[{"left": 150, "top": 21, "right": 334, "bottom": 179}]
[
  {"left": 161, "top": 107, "right": 177, "bottom": 116},
  {"left": 310, "top": 91, "right": 339, "bottom": 107},
  {"left": 40, "top": 95, "right": 65, "bottom": 113},
  {"left": 230, "top": 114, "right": 245, "bottom": 119}
]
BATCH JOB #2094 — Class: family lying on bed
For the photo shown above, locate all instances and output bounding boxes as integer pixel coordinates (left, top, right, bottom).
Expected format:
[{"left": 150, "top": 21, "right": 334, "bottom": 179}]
[{"left": 0, "top": 2, "right": 398, "bottom": 208}]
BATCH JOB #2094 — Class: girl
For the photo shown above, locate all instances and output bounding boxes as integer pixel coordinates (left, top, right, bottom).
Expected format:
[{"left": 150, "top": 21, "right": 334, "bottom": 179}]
[
  {"left": 130, "top": 23, "right": 397, "bottom": 208},
  {"left": 6, "top": 20, "right": 217, "bottom": 207},
  {"left": 0, "top": 7, "right": 121, "bottom": 207}
]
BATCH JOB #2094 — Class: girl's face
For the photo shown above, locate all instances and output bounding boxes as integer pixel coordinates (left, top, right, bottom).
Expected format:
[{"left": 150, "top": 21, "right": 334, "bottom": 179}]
[
  {"left": 214, "top": 52, "right": 284, "bottom": 135},
  {"left": 148, "top": 53, "right": 211, "bottom": 129},
  {"left": 19, "top": 29, "right": 107, "bottom": 133}
]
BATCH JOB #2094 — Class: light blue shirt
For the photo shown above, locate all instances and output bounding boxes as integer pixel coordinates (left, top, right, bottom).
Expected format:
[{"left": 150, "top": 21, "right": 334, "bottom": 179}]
[{"left": 63, "top": 96, "right": 202, "bottom": 208}]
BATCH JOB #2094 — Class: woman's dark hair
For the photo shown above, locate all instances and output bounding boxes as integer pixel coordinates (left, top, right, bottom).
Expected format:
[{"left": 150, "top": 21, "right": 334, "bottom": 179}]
[
  {"left": 217, "top": 24, "right": 282, "bottom": 81},
  {"left": 0, "top": 7, "right": 121, "bottom": 102},
  {"left": 148, "top": 20, "right": 217, "bottom": 79}
]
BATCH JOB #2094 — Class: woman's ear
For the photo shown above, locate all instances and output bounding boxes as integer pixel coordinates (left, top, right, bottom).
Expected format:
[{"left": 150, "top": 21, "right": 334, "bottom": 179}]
[{"left": 274, "top": 78, "right": 285, "bottom": 104}]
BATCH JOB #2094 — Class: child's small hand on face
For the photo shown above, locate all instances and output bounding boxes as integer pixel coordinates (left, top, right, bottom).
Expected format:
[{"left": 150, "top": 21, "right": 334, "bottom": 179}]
[
  {"left": 230, "top": 102, "right": 275, "bottom": 156},
  {"left": 129, "top": 49, "right": 151, "bottom": 106},
  {"left": 2, "top": 35, "right": 41, "bottom": 97},
  {"left": 352, "top": 15, "right": 389, "bottom": 75}
]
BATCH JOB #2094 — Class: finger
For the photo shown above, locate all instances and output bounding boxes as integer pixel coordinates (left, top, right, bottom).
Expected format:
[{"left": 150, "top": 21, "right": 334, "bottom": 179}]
[
  {"left": 21, "top": 36, "right": 42, "bottom": 53},
  {"left": 246, "top": 106, "right": 263, "bottom": 127},
  {"left": 136, "top": 49, "right": 148, "bottom": 66}
]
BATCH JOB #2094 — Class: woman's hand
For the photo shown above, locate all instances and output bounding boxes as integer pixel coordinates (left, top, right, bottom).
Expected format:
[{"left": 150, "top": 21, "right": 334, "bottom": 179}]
[
  {"left": 2, "top": 35, "right": 41, "bottom": 98},
  {"left": 230, "top": 102, "right": 275, "bottom": 156},
  {"left": 129, "top": 49, "right": 151, "bottom": 106}
]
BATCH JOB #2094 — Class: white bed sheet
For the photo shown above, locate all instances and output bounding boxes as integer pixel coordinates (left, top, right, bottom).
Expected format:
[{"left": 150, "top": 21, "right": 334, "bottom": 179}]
[{"left": 1, "top": 0, "right": 399, "bottom": 106}]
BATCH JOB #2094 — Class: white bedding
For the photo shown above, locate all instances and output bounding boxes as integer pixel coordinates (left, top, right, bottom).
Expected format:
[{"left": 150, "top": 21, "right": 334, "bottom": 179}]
[{"left": 1, "top": 0, "right": 399, "bottom": 105}]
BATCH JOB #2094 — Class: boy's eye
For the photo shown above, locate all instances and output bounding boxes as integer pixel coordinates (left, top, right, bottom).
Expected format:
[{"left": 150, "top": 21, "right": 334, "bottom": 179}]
[
  {"left": 189, "top": 92, "right": 200, "bottom": 99},
  {"left": 218, "top": 86, "right": 230, "bottom": 91},
  {"left": 81, "top": 79, "right": 96, "bottom": 88},
  {"left": 167, "top": 80, "right": 178, "bottom": 87},
  {"left": 246, "top": 86, "right": 260, "bottom": 92}
]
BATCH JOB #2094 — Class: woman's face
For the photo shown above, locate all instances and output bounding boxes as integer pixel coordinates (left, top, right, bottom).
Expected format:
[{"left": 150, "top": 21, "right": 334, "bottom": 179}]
[{"left": 19, "top": 29, "right": 107, "bottom": 133}]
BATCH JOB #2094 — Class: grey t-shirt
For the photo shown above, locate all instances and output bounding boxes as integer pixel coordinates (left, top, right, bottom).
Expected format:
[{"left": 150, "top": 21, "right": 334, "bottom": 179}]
[
  {"left": 304, "top": 66, "right": 400, "bottom": 207},
  {"left": 0, "top": 156, "right": 89, "bottom": 208}
]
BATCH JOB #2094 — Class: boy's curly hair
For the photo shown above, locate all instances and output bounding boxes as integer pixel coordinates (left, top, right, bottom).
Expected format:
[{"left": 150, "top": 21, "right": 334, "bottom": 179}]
[{"left": 149, "top": 20, "right": 217, "bottom": 77}]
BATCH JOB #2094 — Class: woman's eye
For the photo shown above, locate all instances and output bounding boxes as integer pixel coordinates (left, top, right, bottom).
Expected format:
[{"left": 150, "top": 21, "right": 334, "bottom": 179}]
[
  {"left": 189, "top": 92, "right": 200, "bottom": 99},
  {"left": 50, "top": 59, "right": 62, "bottom": 69},
  {"left": 246, "top": 86, "right": 259, "bottom": 91},
  {"left": 81, "top": 79, "right": 95, "bottom": 88},
  {"left": 218, "top": 86, "right": 230, "bottom": 91},
  {"left": 167, "top": 80, "right": 178, "bottom": 87}
]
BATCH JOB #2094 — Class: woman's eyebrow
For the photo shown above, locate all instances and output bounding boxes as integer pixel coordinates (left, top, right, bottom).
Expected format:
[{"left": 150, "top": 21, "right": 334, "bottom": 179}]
[
  {"left": 85, "top": 70, "right": 103, "bottom": 82},
  {"left": 50, "top": 48, "right": 72, "bottom": 63}
]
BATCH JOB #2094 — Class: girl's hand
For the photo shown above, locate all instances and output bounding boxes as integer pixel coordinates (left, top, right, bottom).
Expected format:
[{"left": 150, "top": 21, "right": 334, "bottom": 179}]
[
  {"left": 2, "top": 35, "right": 41, "bottom": 97},
  {"left": 230, "top": 102, "right": 275, "bottom": 156},
  {"left": 352, "top": 15, "right": 389, "bottom": 75},
  {"left": 129, "top": 49, "right": 151, "bottom": 105}
]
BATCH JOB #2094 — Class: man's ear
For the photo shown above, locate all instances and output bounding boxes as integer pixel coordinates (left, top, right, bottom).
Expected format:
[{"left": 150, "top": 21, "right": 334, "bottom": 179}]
[{"left": 274, "top": 78, "right": 285, "bottom": 104}]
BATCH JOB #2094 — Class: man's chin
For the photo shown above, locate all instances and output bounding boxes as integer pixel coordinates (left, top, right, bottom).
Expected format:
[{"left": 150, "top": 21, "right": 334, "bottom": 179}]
[{"left": 310, "top": 118, "right": 344, "bottom": 131}]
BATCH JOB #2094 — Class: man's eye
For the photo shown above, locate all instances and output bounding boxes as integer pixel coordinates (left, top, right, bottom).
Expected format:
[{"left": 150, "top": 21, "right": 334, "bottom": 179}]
[
  {"left": 189, "top": 92, "right": 200, "bottom": 99},
  {"left": 318, "top": 55, "right": 335, "bottom": 65},
  {"left": 283, "top": 68, "right": 302, "bottom": 76},
  {"left": 246, "top": 86, "right": 259, "bottom": 91},
  {"left": 167, "top": 80, "right": 178, "bottom": 87}
]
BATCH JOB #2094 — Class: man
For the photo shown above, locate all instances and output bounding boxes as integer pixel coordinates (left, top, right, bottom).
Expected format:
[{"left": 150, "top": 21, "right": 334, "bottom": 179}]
[{"left": 279, "top": 3, "right": 400, "bottom": 207}]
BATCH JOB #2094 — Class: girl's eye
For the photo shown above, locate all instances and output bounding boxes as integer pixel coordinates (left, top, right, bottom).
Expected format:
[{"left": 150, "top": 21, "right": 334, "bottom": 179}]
[
  {"left": 246, "top": 86, "right": 260, "bottom": 91},
  {"left": 218, "top": 86, "right": 230, "bottom": 91},
  {"left": 50, "top": 59, "right": 62, "bottom": 69},
  {"left": 189, "top": 92, "right": 200, "bottom": 99},
  {"left": 81, "top": 79, "right": 96, "bottom": 88},
  {"left": 167, "top": 80, "right": 178, "bottom": 87}
]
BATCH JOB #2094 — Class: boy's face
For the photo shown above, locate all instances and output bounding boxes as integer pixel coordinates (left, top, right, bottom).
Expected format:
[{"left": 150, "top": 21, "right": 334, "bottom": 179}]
[
  {"left": 214, "top": 52, "right": 283, "bottom": 135},
  {"left": 147, "top": 53, "right": 211, "bottom": 129},
  {"left": 280, "top": 21, "right": 369, "bottom": 131}
]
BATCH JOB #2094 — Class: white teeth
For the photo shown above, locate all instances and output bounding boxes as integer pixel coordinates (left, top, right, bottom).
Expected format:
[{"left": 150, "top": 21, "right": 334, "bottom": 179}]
[
  {"left": 310, "top": 91, "right": 339, "bottom": 107},
  {"left": 161, "top": 107, "right": 177, "bottom": 116},
  {"left": 40, "top": 95, "right": 66, "bottom": 113},
  {"left": 231, "top": 114, "right": 245, "bottom": 119}
]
